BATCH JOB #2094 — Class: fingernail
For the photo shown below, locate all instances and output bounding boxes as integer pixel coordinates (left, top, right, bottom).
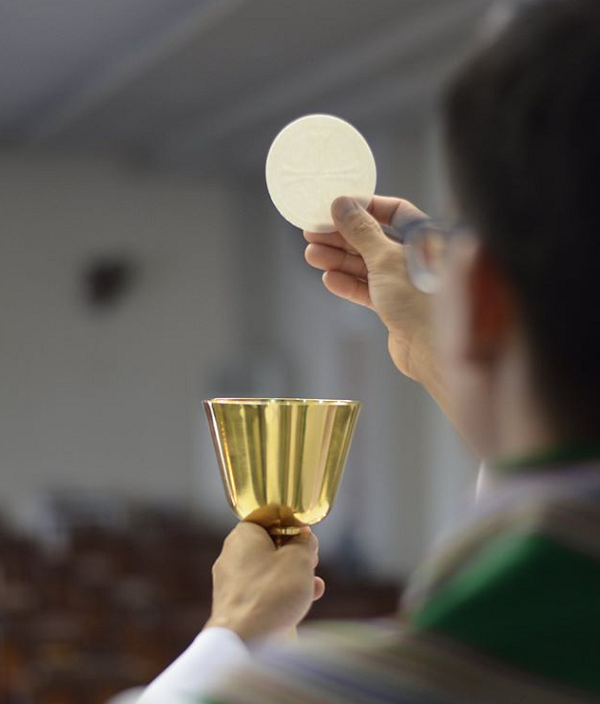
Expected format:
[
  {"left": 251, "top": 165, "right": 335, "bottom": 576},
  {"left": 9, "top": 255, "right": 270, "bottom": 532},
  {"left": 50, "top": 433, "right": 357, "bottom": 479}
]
[{"left": 332, "top": 196, "right": 360, "bottom": 220}]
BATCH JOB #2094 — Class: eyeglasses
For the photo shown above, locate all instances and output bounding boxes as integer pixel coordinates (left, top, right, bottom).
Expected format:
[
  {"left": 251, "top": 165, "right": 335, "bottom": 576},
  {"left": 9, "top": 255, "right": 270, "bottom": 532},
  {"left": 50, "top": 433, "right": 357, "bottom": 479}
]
[{"left": 380, "top": 218, "right": 470, "bottom": 294}]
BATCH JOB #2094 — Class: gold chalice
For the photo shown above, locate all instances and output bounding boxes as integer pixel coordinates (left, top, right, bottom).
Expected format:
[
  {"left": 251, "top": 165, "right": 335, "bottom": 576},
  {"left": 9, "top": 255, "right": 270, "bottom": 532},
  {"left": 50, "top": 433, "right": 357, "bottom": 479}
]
[{"left": 203, "top": 398, "right": 361, "bottom": 540}]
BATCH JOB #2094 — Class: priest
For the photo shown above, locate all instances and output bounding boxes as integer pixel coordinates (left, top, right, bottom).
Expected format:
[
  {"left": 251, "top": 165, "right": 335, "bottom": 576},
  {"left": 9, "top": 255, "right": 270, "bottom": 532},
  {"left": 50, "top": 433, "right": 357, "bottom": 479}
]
[{"left": 128, "top": 1, "right": 600, "bottom": 701}]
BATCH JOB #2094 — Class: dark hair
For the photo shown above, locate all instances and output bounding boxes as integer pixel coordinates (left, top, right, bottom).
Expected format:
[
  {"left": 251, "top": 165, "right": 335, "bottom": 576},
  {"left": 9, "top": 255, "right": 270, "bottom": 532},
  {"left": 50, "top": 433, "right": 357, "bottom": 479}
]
[{"left": 443, "top": 0, "right": 600, "bottom": 438}]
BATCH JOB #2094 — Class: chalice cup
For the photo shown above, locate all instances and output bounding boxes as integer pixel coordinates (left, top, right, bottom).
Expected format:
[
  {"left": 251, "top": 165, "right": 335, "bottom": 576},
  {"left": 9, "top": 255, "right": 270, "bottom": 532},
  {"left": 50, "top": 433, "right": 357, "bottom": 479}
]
[{"left": 203, "top": 398, "right": 361, "bottom": 540}]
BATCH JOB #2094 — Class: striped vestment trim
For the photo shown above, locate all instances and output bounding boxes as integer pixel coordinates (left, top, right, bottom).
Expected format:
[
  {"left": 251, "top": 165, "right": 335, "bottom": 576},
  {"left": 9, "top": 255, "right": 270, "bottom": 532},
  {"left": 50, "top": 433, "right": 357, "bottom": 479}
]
[{"left": 198, "top": 464, "right": 600, "bottom": 704}]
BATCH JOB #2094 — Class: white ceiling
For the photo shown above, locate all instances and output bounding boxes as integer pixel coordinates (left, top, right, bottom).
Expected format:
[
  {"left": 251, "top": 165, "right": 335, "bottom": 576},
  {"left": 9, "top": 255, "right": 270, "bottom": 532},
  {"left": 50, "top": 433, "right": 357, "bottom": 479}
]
[{"left": 0, "top": 0, "right": 493, "bottom": 175}]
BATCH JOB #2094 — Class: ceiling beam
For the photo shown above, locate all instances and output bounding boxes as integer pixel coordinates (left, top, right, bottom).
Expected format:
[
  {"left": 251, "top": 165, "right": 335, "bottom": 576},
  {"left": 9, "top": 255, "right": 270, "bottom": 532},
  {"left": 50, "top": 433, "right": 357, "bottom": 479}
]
[
  {"left": 158, "top": 0, "right": 489, "bottom": 164},
  {"left": 159, "top": 43, "right": 466, "bottom": 175},
  {"left": 25, "top": 0, "right": 252, "bottom": 142},
  {"left": 337, "top": 39, "right": 472, "bottom": 123}
]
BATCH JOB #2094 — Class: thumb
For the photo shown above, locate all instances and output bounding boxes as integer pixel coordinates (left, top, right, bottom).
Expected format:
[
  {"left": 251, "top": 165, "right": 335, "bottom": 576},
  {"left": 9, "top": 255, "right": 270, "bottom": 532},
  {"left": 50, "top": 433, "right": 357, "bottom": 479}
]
[{"left": 331, "top": 197, "right": 393, "bottom": 266}]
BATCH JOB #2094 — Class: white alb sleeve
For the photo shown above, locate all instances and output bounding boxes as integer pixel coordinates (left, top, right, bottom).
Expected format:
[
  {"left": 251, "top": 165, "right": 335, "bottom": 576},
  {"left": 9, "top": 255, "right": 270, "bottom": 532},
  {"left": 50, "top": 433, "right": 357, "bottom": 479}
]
[
  {"left": 135, "top": 627, "right": 251, "bottom": 703},
  {"left": 476, "top": 461, "right": 493, "bottom": 499}
]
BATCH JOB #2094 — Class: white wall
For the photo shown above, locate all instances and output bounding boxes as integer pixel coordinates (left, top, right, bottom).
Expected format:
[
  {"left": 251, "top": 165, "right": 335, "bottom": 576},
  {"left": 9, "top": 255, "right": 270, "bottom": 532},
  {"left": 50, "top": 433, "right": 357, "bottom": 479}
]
[{"left": 0, "top": 151, "right": 238, "bottom": 515}]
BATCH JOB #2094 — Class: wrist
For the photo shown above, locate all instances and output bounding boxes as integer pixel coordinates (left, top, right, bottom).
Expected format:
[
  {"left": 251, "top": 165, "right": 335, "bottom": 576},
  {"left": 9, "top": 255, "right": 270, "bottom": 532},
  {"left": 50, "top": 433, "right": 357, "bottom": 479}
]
[
  {"left": 205, "top": 614, "right": 244, "bottom": 639},
  {"left": 388, "top": 326, "right": 432, "bottom": 383},
  {"left": 410, "top": 328, "right": 436, "bottom": 385},
  {"left": 204, "top": 610, "right": 261, "bottom": 643}
]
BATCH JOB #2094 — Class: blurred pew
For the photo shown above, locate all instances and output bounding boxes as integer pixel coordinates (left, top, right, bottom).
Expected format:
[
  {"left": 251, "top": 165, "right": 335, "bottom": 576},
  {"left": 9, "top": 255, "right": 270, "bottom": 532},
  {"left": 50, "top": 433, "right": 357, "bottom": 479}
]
[{"left": 0, "top": 501, "right": 401, "bottom": 704}]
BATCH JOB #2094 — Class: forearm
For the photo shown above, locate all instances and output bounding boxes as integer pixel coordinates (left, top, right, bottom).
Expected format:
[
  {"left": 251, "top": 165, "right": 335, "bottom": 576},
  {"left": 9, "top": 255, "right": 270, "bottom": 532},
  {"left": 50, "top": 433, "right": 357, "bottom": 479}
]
[
  {"left": 136, "top": 627, "right": 251, "bottom": 704},
  {"left": 412, "top": 334, "right": 484, "bottom": 459}
]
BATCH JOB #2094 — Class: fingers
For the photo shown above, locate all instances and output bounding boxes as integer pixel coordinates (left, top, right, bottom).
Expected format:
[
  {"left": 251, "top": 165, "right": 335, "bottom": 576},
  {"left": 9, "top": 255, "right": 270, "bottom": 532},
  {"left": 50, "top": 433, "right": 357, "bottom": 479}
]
[
  {"left": 290, "top": 528, "right": 319, "bottom": 567},
  {"left": 233, "top": 521, "right": 276, "bottom": 550},
  {"left": 305, "top": 243, "right": 368, "bottom": 280},
  {"left": 322, "top": 271, "right": 372, "bottom": 308},
  {"left": 367, "top": 195, "right": 426, "bottom": 229},
  {"left": 313, "top": 576, "right": 326, "bottom": 601},
  {"left": 303, "top": 229, "right": 359, "bottom": 255},
  {"left": 331, "top": 197, "right": 397, "bottom": 268},
  {"left": 287, "top": 526, "right": 318, "bottom": 550},
  {"left": 289, "top": 531, "right": 324, "bottom": 601},
  {"left": 304, "top": 197, "right": 425, "bottom": 254},
  {"left": 283, "top": 527, "right": 319, "bottom": 565}
]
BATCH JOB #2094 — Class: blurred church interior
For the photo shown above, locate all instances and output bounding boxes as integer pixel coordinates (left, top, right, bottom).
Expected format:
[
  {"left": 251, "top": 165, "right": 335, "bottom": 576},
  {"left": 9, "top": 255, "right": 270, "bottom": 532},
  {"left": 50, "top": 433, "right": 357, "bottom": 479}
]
[{"left": 0, "top": 1, "right": 491, "bottom": 700}]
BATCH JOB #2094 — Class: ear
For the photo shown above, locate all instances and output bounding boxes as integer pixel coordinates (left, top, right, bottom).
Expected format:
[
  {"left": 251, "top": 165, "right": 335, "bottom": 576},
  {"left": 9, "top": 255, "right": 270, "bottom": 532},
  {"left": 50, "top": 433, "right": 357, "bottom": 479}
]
[{"left": 462, "top": 241, "right": 514, "bottom": 363}]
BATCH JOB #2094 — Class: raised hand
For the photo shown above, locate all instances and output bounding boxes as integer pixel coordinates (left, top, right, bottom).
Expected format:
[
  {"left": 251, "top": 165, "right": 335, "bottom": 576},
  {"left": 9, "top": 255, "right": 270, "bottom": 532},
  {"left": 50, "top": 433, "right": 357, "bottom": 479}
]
[
  {"left": 304, "top": 196, "right": 431, "bottom": 381},
  {"left": 206, "top": 524, "right": 323, "bottom": 642}
]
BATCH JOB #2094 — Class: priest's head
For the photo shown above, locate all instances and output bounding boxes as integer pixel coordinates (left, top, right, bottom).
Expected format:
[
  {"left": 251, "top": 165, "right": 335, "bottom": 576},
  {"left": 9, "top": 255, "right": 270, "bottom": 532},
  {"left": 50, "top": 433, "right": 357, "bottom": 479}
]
[{"left": 435, "top": 0, "right": 600, "bottom": 457}]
